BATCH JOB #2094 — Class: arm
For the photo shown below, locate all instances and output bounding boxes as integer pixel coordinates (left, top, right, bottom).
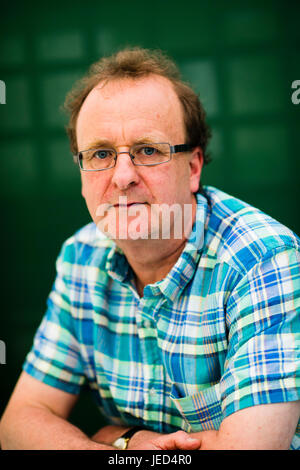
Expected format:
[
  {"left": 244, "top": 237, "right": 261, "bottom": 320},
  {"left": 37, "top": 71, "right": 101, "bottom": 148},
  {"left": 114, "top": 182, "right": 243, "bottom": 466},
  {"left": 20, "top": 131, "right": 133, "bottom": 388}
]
[
  {"left": 194, "top": 401, "right": 300, "bottom": 450},
  {"left": 0, "top": 372, "right": 200, "bottom": 450},
  {"left": 106, "top": 401, "right": 298, "bottom": 450},
  {"left": 0, "top": 372, "right": 114, "bottom": 450},
  {"left": 193, "top": 247, "right": 300, "bottom": 450}
]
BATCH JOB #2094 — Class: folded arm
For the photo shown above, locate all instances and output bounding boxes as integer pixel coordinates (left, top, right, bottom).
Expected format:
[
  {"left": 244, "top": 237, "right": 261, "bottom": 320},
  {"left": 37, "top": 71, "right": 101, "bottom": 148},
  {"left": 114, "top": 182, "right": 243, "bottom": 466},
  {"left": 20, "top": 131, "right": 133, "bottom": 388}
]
[
  {"left": 0, "top": 372, "right": 114, "bottom": 450},
  {"left": 194, "top": 400, "right": 300, "bottom": 450},
  {"left": 0, "top": 372, "right": 199, "bottom": 450},
  {"left": 93, "top": 400, "right": 300, "bottom": 450}
]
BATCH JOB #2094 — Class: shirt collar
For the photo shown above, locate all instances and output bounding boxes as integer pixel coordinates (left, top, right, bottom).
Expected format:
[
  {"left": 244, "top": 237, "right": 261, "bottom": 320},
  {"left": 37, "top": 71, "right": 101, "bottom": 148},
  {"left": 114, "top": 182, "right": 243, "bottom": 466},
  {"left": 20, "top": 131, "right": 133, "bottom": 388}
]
[{"left": 105, "top": 193, "right": 208, "bottom": 302}]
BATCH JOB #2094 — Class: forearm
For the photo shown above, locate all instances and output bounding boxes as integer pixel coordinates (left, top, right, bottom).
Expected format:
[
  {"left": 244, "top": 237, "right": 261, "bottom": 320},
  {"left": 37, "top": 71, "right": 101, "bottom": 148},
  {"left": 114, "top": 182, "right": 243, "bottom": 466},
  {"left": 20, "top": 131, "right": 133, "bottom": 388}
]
[
  {"left": 0, "top": 405, "right": 114, "bottom": 450},
  {"left": 196, "top": 429, "right": 293, "bottom": 450},
  {"left": 191, "top": 429, "right": 290, "bottom": 450},
  {"left": 191, "top": 402, "right": 300, "bottom": 450},
  {"left": 193, "top": 429, "right": 258, "bottom": 450}
]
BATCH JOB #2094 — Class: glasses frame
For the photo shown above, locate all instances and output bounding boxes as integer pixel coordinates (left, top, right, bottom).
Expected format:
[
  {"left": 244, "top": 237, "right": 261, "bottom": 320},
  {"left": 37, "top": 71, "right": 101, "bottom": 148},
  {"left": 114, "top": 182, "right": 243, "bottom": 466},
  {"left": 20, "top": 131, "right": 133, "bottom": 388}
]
[{"left": 73, "top": 143, "right": 192, "bottom": 171}]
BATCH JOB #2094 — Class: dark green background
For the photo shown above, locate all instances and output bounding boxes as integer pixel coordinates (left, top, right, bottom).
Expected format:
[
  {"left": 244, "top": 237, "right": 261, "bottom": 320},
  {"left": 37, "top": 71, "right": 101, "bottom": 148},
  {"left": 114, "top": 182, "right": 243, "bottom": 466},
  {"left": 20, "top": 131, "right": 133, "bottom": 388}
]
[{"left": 0, "top": 0, "right": 299, "bottom": 436}]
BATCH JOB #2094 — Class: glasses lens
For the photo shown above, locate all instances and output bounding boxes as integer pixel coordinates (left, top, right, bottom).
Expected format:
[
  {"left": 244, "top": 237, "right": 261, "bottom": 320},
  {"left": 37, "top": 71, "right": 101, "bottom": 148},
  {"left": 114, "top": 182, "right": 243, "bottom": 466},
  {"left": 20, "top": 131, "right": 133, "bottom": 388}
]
[
  {"left": 131, "top": 143, "right": 170, "bottom": 165},
  {"left": 80, "top": 148, "right": 116, "bottom": 170}
]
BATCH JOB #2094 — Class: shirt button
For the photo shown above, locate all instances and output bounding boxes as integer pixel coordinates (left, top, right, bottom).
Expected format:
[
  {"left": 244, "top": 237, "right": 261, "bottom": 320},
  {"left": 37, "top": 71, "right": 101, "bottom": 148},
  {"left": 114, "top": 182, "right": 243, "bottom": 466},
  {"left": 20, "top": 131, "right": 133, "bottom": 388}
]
[
  {"left": 149, "top": 388, "right": 157, "bottom": 395},
  {"left": 143, "top": 319, "right": 152, "bottom": 328}
]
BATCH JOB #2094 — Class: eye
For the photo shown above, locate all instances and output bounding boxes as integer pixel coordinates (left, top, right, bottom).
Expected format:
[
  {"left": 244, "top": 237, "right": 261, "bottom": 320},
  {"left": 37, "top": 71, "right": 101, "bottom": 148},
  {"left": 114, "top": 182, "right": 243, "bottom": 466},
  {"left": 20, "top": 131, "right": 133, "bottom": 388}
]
[
  {"left": 94, "top": 149, "right": 113, "bottom": 159},
  {"left": 140, "top": 146, "right": 157, "bottom": 156}
]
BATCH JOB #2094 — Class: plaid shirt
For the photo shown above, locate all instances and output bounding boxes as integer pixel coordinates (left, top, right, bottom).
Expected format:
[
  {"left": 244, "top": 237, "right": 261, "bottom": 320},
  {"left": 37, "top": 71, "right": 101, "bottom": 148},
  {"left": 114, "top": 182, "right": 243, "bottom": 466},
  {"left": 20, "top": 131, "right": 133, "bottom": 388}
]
[{"left": 23, "top": 186, "right": 300, "bottom": 449}]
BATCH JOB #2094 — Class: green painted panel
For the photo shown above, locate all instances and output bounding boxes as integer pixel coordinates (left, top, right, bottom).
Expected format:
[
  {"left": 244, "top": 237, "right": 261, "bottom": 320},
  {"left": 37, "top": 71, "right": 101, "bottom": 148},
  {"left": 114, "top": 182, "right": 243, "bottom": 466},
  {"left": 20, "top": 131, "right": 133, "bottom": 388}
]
[
  {"left": 47, "top": 137, "right": 81, "bottom": 187},
  {"left": 223, "top": 7, "right": 280, "bottom": 45},
  {"left": 181, "top": 60, "right": 219, "bottom": 117},
  {"left": 36, "top": 31, "right": 85, "bottom": 61},
  {"left": 1, "top": 140, "right": 38, "bottom": 195},
  {"left": 232, "top": 124, "right": 290, "bottom": 186},
  {"left": 41, "top": 70, "right": 84, "bottom": 127},
  {"left": 227, "top": 55, "right": 285, "bottom": 115},
  {"left": 0, "top": 76, "right": 32, "bottom": 130},
  {"left": 0, "top": 35, "right": 26, "bottom": 66}
]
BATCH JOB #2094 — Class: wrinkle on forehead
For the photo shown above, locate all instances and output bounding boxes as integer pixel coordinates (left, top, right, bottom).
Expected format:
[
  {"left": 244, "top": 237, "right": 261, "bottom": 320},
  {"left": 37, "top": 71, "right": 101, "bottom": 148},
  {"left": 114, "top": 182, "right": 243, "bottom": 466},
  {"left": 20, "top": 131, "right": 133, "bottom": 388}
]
[{"left": 76, "top": 74, "right": 186, "bottom": 149}]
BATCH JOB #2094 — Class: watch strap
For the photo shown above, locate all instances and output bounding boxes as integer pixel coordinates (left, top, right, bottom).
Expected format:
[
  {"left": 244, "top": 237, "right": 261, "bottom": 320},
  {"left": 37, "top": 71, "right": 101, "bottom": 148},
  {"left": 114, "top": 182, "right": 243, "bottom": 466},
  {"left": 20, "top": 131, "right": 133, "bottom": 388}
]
[
  {"left": 120, "top": 426, "right": 145, "bottom": 440},
  {"left": 112, "top": 426, "right": 145, "bottom": 449}
]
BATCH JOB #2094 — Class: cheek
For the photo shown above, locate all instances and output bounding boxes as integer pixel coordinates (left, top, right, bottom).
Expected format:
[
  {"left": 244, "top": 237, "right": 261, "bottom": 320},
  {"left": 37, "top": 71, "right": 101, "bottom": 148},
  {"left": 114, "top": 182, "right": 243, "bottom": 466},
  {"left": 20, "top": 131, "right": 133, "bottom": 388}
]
[
  {"left": 81, "top": 172, "right": 101, "bottom": 191},
  {"left": 81, "top": 173, "right": 106, "bottom": 205},
  {"left": 146, "top": 165, "right": 183, "bottom": 201},
  {"left": 161, "top": 160, "right": 189, "bottom": 185},
  {"left": 148, "top": 167, "right": 172, "bottom": 192}
]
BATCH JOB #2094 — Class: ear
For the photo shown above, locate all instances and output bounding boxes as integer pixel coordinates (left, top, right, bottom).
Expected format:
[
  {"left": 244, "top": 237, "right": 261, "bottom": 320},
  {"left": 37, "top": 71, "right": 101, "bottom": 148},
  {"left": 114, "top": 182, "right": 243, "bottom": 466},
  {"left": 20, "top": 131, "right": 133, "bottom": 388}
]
[{"left": 189, "top": 146, "right": 203, "bottom": 193}]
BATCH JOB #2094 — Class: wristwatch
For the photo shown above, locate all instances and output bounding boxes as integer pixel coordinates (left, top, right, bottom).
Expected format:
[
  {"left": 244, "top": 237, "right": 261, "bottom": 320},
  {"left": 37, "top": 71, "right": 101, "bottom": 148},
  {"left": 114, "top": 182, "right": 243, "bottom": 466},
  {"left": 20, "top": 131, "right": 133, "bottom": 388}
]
[{"left": 112, "top": 427, "right": 145, "bottom": 450}]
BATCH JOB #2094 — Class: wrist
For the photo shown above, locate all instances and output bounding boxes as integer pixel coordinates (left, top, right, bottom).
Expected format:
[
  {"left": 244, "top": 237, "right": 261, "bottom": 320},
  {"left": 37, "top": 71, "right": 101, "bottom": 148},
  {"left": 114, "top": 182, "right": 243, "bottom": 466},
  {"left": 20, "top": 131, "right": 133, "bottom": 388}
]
[
  {"left": 127, "top": 429, "right": 162, "bottom": 450},
  {"left": 91, "top": 425, "right": 131, "bottom": 445},
  {"left": 112, "top": 426, "right": 146, "bottom": 450}
]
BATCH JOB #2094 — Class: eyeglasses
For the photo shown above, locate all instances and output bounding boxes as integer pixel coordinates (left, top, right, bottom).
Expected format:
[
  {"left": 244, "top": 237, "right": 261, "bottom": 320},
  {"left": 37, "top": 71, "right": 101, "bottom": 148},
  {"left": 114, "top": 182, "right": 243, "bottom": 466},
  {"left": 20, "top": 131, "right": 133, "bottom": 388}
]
[{"left": 73, "top": 143, "right": 192, "bottom": 171}]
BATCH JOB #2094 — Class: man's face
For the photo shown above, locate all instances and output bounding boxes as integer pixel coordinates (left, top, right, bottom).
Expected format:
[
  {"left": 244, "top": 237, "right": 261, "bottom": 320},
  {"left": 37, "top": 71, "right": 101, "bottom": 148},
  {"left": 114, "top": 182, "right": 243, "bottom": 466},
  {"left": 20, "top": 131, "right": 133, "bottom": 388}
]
[{"left": 76, "top": 75, "right": 202, "bottom": 241}]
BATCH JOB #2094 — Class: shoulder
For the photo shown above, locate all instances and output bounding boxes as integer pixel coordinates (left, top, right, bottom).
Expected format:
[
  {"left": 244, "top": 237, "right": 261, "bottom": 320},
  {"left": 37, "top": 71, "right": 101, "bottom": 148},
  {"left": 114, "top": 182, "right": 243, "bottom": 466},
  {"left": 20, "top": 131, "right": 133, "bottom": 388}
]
[
  {"left": 202, "top": 186, "right": 300, "bottom": 274},
  {"left": 57, "top": 222, "right": 115, "bottom": 269}
]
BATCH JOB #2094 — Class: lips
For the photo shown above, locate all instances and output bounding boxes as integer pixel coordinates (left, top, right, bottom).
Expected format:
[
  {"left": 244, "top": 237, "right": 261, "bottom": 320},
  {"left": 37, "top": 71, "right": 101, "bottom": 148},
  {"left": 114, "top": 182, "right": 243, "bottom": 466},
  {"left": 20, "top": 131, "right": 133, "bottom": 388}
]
[{"left": 113, "top": 202, "right": 146, "bottom": 207}]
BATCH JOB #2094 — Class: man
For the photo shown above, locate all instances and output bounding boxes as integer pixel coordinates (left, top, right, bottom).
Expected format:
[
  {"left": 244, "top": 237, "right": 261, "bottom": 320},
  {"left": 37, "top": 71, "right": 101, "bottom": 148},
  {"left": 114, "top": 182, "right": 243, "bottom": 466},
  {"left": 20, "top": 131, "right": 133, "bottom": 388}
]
[{"left": 0, "top": 48, "right": 299, "bottom": 450}]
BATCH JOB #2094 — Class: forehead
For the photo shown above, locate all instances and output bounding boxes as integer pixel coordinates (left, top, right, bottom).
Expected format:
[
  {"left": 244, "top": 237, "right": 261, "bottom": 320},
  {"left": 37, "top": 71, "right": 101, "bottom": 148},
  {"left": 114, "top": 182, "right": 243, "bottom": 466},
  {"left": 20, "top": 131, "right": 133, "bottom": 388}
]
[{"left": 76, "top": 75, "right": 185, "bottom": 147}]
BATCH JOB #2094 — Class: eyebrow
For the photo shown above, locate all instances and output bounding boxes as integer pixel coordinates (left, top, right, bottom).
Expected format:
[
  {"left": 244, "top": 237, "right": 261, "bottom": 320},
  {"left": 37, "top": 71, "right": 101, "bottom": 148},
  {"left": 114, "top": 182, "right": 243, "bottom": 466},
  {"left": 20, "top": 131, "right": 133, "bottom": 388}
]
[
  {"left": 82, "top": 135, "right": 167, "bottom": 151},
  {"left": 82, "top": 139, "right": 114, "bottom": 150}
]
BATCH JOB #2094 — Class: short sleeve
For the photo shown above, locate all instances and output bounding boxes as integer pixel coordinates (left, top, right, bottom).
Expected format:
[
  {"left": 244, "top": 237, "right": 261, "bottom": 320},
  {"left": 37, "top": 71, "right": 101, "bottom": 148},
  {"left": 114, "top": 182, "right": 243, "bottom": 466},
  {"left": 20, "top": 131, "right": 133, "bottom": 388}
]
[
  {"left": 221, "top": 246, "right": 300, "bottom": 417},
  {"left": 23, "top": 242, "right": 86, "bottom": 394}
]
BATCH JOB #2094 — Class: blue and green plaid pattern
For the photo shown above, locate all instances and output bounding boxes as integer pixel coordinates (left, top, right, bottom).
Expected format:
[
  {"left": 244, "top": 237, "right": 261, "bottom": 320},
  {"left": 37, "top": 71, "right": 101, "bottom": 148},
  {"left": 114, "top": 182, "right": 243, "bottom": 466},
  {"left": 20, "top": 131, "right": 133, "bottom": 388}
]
[{"left": 23, "top": 186, "right": 300, "bottom": 448}]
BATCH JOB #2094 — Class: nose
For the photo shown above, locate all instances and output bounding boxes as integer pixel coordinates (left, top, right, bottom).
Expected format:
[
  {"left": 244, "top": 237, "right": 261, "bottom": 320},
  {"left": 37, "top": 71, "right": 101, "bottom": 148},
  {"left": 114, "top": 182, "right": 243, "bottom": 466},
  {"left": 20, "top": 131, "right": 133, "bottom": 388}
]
[{"left": 111, "top": 152, "right": 140, "bottom": 190}]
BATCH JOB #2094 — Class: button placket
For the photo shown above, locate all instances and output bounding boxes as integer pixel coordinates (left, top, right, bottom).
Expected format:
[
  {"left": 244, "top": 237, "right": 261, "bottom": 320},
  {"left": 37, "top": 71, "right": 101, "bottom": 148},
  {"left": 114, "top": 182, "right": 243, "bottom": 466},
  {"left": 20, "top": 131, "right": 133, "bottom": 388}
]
[{"left": 135, "top": 295, "right": 165, "bottom": 431}]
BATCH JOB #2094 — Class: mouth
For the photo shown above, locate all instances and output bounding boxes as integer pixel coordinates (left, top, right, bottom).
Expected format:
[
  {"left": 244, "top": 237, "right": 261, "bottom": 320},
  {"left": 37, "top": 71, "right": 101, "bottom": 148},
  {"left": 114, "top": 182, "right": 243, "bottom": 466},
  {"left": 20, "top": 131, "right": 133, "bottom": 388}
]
[{"left": 113, "top": 202, "right": 146, "bottom": 207}]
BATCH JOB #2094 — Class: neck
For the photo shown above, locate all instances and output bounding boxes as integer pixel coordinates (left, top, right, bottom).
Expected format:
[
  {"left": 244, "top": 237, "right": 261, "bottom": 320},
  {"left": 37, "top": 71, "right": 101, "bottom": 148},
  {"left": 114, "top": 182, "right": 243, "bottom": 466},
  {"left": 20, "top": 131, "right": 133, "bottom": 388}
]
[
  {"left": 128, "top": 238, "right": 188, "bottom": 296},
  {"left": 115, "top": 195, "right": 197, "bottom": 297}
]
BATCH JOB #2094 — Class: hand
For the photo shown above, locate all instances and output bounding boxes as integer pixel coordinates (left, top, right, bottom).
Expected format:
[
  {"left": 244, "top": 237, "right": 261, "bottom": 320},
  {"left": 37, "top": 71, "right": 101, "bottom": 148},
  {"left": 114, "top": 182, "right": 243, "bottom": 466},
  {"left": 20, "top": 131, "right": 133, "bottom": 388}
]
[{"left": 127, "top": 429, "right": 201, "bottom": 450}]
